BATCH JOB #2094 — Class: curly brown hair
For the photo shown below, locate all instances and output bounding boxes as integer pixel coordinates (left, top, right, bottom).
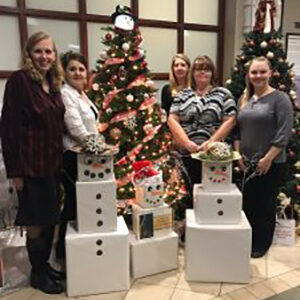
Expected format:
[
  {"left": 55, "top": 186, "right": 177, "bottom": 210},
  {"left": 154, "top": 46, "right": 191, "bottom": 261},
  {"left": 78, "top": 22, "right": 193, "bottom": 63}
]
[{"left": 22, "top": 31, "right": 64, "bottom": 92}]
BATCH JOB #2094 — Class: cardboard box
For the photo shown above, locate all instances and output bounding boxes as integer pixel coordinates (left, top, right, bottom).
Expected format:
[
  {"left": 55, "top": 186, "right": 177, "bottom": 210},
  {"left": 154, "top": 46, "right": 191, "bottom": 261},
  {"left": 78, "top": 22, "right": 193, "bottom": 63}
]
[
  {"left": 193, "top": 184, "right": 242, "bottom": 224},
  {"left": 66, "top": 217, "right": 130, "bottom": 297},
  {"left": 77, "top": 153, "right": 114, "bottom": 182},
  {"left": 135, "top": 182, "right": 165, "bottom": 208},
  {"left": 185, "top": 209, "right": 251, "bottom": 283},
  {"left": 130, "top": 231, "right": 178, "bottom": 278},
  {"left": 202, "top": 161, "right": 232, "bottom": 192},
  {"left": 132, "top": 203, "right": 173, "bottom": 240},
  {"left": 76, "top": 180, "right": 117, "bottom": 233}
]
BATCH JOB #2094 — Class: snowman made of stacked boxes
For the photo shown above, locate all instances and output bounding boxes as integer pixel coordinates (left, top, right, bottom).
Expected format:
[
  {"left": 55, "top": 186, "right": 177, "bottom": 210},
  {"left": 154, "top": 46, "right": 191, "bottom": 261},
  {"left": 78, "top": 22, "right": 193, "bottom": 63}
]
[{"left": 192, "top": 142, "right": 242, "bottom": 224}]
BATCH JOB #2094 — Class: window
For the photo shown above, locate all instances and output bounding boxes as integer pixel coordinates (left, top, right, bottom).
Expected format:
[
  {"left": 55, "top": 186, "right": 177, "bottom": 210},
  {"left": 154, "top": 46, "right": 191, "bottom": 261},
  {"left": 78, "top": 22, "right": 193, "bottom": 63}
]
[{"left": 0, "top": 0, "right": 225, "bottom": 82}]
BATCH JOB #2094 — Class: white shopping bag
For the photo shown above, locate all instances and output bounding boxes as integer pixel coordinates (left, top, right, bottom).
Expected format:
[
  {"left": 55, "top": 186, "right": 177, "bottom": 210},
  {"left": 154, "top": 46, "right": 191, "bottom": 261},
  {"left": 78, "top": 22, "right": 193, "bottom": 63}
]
[{"left": 273, "top": 218, "right": 296, "bottom": 246}]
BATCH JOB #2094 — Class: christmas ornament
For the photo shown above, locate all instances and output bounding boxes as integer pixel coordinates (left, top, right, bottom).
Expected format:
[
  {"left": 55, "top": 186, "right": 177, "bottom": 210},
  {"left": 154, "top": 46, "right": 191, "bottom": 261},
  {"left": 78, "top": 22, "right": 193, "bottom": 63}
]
[
  {"left": 100, "top": 50, "right": 107, "bottom": 60},
  {"left": 112, "top": 5, "right": 136, "bottom": 31},
  {"left": 126, "top": 94, "right": 134, "bottom": 102},
  {"left": 92, "top": 83, "right": 99, "bottom": 91},
  {"left": 85, "top": 134, "right": 118, "bottom": 155},
  {"left": 122, "top": 42, "right": 130, "bottom": 52},
  {"left": 266, "top": 51, "right": 274, "bottom": 59},
  {"left": 279, "top": 84, "right": 286, "bottom": 90},
  {"left": 143, "top": 123, "right": 153, "bottom": 134},
  {"left": 273, "top": 70, "right": 280, "bottom": 78},
  {"left": 105, "top": 33, "right": 112, "bottom": 40},
  {"left": 110, "top": 127, "right": 122, "bottom": 140},
  {"left": 297, "top": 185, "right": 300, "bottom": 193},
  {"left": 260, "top": 41, "right": 268, "bottom": 48},
  {"left": 124, "top": 116, "right": 137, "bottom": 130},
  {"left": 225, "top": 79, "right": 232, "bottom": 85},
  {"left": 133, "top": 65, "right": 138, "bottom": 70},
  {"left": 106, "top": 108, "right": 112, "bottom": 114},
  {"left": 249, "top": 40, "right": 255, "bottom": 46},
  {"left": 289, "top": 70, "right": 295, "bottom": 78},
  {"left": 269, "top": 39, "right": 276, "bottom": 45},
  {"left": 136, "top": 35, "right": 143, "bottom": 45}
]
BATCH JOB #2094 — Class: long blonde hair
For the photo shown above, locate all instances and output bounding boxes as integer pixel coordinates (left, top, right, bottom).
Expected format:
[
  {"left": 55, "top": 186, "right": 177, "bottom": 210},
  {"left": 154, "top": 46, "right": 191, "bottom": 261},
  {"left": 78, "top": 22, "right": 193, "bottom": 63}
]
[
  {"left": 239, "top": 56, "right": 272, "bottom": 108},
  {"left": 22, "top": 31, "right": 64, "bottom": 92},
  {"left": 169, "top": 54, "right": 191, "bottom": 97}
]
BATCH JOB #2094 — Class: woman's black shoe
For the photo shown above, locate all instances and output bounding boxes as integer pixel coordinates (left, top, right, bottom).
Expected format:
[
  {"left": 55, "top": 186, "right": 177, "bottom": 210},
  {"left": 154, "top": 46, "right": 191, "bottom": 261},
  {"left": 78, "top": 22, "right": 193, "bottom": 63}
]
[
  {"left": 251, "top": 249, "right": 267, "bottom": 258},
  {"left": 31, "top": 271, "right": 64, "bottom": 294},
  {"left": 46, "top": 263, "right": 66, "bottom": 280}
]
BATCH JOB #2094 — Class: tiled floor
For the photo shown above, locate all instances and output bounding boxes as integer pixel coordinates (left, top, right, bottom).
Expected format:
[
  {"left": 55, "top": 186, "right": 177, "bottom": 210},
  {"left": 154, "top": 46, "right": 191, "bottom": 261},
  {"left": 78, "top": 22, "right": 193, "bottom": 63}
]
[{"left": 2, "top": 237, "right": 300, "bottom": 300}]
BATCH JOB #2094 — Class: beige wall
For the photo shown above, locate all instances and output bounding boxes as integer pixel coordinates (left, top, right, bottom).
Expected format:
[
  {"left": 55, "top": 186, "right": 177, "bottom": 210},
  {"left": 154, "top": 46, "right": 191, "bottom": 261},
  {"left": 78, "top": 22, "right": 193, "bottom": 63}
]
[
  {"left": 282, "top": 0, "right": 300, "bottom": 35},
  {"left": 223, "top": 0, "right": 244, "bottom": 83}
]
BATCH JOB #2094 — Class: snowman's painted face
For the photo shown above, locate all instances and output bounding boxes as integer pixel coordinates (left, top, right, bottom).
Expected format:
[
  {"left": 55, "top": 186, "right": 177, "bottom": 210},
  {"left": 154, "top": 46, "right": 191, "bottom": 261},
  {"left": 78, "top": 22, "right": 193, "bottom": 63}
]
[
  {"left": 115, "top": 14, "right": 135, "bottom": 31},
  {"left": 145, "top": 184, "right": 164, "bottom": 206},
  {"left": 208, "top": 163, "right": 229, "bottom": 183}
]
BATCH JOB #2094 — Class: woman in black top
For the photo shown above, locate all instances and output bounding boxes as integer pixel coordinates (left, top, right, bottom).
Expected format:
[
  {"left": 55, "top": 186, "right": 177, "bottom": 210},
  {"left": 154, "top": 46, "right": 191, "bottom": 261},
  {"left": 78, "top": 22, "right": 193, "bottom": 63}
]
[{"left": 161, "top": 54, "right": 191, "bottom": 115}]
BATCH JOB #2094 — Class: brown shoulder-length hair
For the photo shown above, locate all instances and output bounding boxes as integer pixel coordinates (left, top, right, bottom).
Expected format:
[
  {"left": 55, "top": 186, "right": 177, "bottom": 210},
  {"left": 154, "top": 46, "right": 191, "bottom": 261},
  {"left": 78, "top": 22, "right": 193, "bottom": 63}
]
[
  {"left": 169, "top": 53, "right": 191, "bottom": 97},
  {"left": 238, "top": 56, "right": 272, "bottom": 108},
  {"left": 190, "top": 55, "right": 217, "bottom": 90},
  {"left": 22, "top": 31, "right": 64, "bottom": 92}
]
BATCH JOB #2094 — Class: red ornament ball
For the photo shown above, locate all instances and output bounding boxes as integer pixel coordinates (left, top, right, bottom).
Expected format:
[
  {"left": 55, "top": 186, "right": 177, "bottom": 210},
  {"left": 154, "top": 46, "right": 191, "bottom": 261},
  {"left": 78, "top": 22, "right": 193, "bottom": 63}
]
[
  {"left": 105, "top": 33, "right": 112, "bottom": 40},
  {"left": 289, "top": 150, "right": 295, "bottom": 157},
  {"left": 297, "top": 185, "right": 300, "bottom": 193}
]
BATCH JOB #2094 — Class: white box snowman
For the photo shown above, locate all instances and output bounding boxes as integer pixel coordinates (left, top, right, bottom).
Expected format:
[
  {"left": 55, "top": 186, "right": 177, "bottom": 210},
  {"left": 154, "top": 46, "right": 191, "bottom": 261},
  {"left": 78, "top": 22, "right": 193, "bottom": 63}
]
[
  {"left": 66, "top": 217, "right": 130, "bottom": 297},
  {"left": 130, "top": 231, "right": 178, "bottom": 278},
  {"left": 193, "top": 184, "right": 242, "bottom": 224},
  {"left": 202, "top": 161, "right": 232, "bottom": 192},
  {"left": 76, "top": 180, "right": 117, "bottom": 233},
  {"left": 135, "top": 182, "right": 165, "bottom": 208},
  {"left": 185, "top": 209, "right": 251, "bottom": 283},
  {"left": 77, "top": 153, "right": 114, "bottom": 182},
  {"left": 132, "top": 203, "right": 173, "bottom": 240}
]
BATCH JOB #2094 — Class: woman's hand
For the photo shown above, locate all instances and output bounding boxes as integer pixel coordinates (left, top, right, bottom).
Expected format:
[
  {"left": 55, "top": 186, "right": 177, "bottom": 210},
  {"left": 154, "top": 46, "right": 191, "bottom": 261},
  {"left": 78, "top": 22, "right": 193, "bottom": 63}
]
[
  {"left": 11, "top": 177, "right": 23, "bottom": 191},
  {"left": 198, "top": 140, "right": 211, "bottom": 152},
  {"left": 186, "top": 140, "right": 199, "bottom": 153},
  {"left": 237, "top": 158, "right": 247, "bottom": 172},
  {"left": 256, "top": 156, "right": 272, "bottom": 175}
]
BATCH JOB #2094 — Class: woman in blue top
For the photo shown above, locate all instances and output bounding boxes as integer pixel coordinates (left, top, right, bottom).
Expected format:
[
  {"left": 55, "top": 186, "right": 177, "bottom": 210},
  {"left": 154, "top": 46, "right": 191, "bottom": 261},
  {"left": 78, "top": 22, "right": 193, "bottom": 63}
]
[{"left": 234, "top": 56, "right": 293, "bottom": 258}]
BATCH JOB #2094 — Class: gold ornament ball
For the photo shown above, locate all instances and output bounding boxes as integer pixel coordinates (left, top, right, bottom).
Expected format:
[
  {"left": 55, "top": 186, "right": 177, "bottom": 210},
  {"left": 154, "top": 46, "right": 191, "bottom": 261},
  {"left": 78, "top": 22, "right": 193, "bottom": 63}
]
[
  {"left": 110, "top": 127, "right": 122, "bottom": 140},
  {"left": 133, "top": 65, "right": 138, "bottom": 70},
  {"left": 119, "top": 188, "right": 125, "bottom": 193}
]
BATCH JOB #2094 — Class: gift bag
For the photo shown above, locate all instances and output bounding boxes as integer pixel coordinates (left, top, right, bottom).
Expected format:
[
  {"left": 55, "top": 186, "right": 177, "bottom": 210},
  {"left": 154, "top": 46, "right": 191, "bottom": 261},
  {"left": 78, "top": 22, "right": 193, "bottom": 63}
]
[
  {"left": 0, "top": 227, "right": 30, "bottom": 296},
  {"left": 273, "top": 218, "right": 296, "bottom": 246}
]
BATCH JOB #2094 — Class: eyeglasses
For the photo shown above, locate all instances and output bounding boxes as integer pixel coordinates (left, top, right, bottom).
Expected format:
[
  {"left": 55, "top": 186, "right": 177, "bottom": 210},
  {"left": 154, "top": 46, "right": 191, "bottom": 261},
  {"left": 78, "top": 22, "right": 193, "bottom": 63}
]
[{"left": 194, "top": 67, "right": 212, "bottom": 72}]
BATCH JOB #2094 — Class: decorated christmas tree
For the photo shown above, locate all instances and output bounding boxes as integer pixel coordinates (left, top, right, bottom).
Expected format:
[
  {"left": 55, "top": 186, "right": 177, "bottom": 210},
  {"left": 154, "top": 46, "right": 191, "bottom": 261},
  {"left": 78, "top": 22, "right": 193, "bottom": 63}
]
[
  {"left": 88, "top": 5, "right": 188, "bottom": 216},
  {"left": 226, "top": 0, "right": 300, "bottom": 204}
]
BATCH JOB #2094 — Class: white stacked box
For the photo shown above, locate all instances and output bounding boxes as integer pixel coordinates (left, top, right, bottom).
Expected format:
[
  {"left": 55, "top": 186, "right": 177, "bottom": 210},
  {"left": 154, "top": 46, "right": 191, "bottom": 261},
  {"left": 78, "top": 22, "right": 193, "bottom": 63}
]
[
  {"left": 202, "top": 161, "right": 232, "bottom": 192},
  {"left": 130, "top": 231, "right": 178, "bottom": 278},
  {"left": 130, "top": 172, "right": 178, "bottom": 278},
  {"left": 185, "top": 210, "right": 251, "bottom": 283},
  {"left": 66, "top": 217, "right": 130, "bottom": 297},
  {"left": 77, "top": 153, "right": 114, "bottom": 182},
  {"left": 193, "top": 184, "right": 242, "bottom": 224},
  {"left": 76, "top": 180, "right": 117, "bottom": 233},
  {"left": 185, "top": 159, "right": 252, "bottom": 283},
  {"left": 132, "top": 203, "right": 173, "bottom": 240},
  {"left": 135, "top": 182, "right": 165, "bottom": 208},
  {"left": 65, "top": 153, "right": 130, "bottom": 297}
]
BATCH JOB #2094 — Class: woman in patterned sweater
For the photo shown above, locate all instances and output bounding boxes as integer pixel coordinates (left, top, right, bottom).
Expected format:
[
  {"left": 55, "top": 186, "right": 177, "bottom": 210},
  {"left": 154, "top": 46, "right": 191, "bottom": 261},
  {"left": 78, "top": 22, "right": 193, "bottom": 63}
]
[{"left": 168, "top": 55, "right": 237, "bottom": 207}]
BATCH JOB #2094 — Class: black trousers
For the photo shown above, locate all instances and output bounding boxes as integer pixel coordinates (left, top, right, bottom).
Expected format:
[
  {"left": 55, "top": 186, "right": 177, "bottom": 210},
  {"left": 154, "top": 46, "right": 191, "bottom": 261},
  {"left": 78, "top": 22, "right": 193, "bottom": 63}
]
[
  {"left": 181, "top": 155, "right": 202, "bottom": 208},
  {"left": 243, "top": 163, "right": 283, "bottom": 252},
  {"left": 60, "top": 151, "right": 77, "bottom": 221}
]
